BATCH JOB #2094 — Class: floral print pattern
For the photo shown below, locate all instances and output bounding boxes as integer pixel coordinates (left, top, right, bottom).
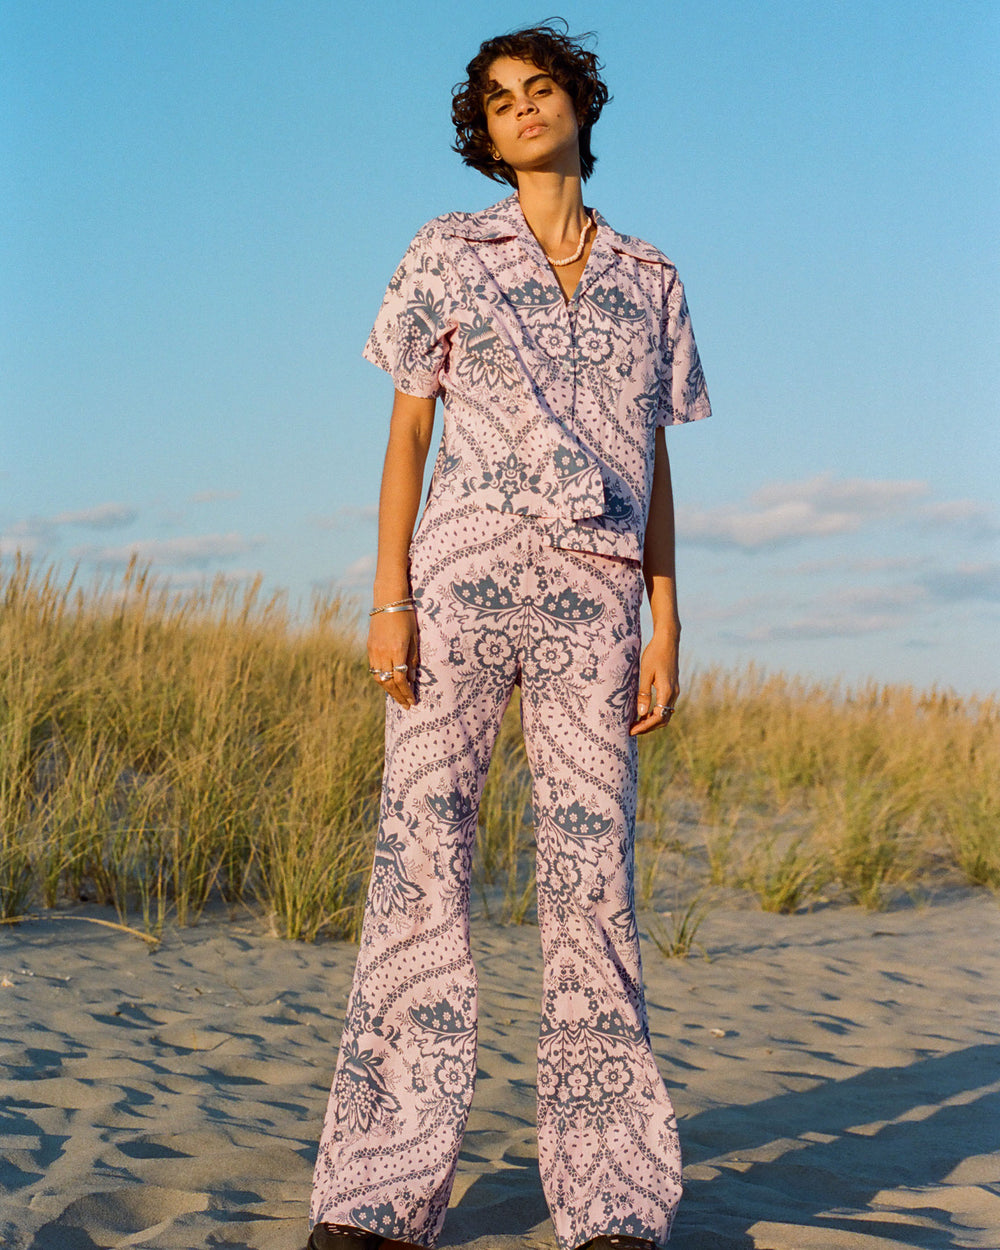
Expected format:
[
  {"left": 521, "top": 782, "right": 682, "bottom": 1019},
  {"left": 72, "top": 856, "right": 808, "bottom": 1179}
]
[
  {"left": 362, "top": 194, "right": 710, "bottom": 563},
  {"left": 311, "top": 192, "right": 708, "bottom": 1250},
  {"left": 310, "top": 511, "right": 682, "bottom": 1249}
]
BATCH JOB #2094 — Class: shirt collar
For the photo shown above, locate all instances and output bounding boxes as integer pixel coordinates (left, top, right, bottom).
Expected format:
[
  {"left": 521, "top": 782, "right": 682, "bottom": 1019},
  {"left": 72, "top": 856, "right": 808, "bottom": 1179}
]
[{"left": 443, "top": 193, "right": 670, "bottom": 267}]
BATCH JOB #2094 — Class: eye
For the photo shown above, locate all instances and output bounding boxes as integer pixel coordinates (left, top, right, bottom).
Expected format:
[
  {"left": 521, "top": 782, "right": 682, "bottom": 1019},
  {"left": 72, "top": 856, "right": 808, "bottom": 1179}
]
[{"left": 494, "top": 102, "right": 510, "bottom": 114}]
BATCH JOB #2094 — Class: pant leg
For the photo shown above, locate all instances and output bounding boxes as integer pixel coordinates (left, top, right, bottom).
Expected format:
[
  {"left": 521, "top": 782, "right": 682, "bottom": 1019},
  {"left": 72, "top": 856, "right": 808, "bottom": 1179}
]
[
  {"left": 517, "top": 534, "right": 683, "bottom": 1250},
  {"left": 310, "top": 508, "right": 527, "bottom": 1246}
]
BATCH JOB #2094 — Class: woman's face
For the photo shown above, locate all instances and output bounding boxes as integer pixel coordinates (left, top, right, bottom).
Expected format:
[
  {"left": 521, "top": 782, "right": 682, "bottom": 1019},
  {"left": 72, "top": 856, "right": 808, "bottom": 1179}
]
[{"left": 483, "top": 56, "right": 581, "bottom": 177}]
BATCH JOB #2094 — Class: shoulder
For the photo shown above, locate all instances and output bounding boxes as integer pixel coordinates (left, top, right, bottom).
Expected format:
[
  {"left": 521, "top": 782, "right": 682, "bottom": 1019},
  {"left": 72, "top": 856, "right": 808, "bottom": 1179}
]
[
  {"left": 408, "top": 195, "right": 521, "bottom": 247},
  {"left": 400, "top": 215, "right": 454, "bottom": 255},
  {"left": 387, "top": 213, "right": 469, "bottom": 279},
  {"left": 592, "top": 210, "right": 680, "bottom": 275}
]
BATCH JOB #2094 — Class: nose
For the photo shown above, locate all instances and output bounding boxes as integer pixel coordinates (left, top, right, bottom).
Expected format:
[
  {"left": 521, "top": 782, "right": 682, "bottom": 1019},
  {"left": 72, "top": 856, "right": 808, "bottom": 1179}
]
[{"left": 515, "top": 93, "right": 537, "bottom": 117}]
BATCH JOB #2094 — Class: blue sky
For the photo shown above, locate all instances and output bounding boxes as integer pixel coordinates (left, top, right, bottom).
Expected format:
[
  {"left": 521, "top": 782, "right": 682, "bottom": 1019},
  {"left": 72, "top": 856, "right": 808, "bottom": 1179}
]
[{"left": 3, "top": 0, "right": 998, "bottom": 694}]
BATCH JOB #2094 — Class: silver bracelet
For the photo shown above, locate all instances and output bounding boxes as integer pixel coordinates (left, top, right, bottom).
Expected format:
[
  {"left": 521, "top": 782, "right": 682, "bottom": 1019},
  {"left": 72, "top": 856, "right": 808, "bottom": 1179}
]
[{"left": 369, "top": 597, "right": 415, "bottom": 616}]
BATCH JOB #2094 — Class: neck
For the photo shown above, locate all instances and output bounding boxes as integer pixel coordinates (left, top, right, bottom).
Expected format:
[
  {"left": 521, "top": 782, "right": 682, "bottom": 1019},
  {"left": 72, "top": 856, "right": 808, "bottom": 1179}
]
[{"left": 514, "top": 170, "right": 588, "bottom": 250}]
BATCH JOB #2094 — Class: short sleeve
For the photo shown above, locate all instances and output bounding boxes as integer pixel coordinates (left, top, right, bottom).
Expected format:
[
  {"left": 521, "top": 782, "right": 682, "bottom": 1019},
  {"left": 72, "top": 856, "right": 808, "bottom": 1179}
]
[
  {"left": 362, "top": 226, "right": 451, "bottom": 399},
  {"left": 654, "top": 271, "right": 711, "bottom": 428}
]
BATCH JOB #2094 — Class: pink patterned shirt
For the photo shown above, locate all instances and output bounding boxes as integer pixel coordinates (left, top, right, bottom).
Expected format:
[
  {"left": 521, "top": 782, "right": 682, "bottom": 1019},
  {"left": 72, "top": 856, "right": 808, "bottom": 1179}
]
[{"left": 363, "top": 193, "right": 710, "bottom": 562}]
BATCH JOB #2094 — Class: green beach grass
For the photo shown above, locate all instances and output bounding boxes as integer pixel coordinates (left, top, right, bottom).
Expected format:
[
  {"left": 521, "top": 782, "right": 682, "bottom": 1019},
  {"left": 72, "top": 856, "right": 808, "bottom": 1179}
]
[{"left": 2, "top": 557, "right": 997, "bottom": 942}]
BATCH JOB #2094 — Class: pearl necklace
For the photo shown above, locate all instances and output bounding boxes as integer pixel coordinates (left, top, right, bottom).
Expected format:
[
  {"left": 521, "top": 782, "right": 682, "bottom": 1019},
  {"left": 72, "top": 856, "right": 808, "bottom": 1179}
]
[{"left": 543, "top": 214, "right": 593, "bottom": 266}]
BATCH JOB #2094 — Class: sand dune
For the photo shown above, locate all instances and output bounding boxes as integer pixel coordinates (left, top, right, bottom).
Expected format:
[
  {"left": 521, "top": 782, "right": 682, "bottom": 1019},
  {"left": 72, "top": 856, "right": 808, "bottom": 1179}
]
[{"left": 1, "top": 891, "right": 997, "bottom": 1250}]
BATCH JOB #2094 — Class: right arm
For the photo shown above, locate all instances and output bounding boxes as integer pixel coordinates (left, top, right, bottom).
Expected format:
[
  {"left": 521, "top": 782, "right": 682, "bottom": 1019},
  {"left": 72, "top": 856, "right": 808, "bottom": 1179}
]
[{"left": 368, "top": 388, "right": 437, "bottom": 710}]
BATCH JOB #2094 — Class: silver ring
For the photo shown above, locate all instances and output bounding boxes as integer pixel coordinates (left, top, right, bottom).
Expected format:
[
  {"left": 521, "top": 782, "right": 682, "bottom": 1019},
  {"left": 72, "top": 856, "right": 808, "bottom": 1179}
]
[
  {"left": 392, "top": 663, "right": 409, "bottom": 672},
  {"left": 377, "top": 670, "right": 392, "bottom": 681}
]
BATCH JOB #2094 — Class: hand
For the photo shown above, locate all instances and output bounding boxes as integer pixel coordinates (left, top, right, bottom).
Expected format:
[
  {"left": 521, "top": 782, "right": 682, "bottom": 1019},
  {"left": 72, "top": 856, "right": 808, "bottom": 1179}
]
[
  {"left": 629, "top": 633, "right": 679, "bottom": 736},
  {"left": 368, "top": 609, "right": 419, "bottom": 709}
]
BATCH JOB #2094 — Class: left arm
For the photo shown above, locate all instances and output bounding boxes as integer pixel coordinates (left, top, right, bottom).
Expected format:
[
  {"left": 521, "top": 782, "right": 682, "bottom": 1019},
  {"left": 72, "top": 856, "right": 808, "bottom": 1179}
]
[{"left": 630, "top": 426, "right": 680, "bottom": 736}]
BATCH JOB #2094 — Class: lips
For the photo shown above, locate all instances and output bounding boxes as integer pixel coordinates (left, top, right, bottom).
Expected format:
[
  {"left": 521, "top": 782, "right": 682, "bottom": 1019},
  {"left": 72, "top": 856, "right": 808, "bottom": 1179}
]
[{"left": 518, "top": 122, "right": 546, "bottom": 138}]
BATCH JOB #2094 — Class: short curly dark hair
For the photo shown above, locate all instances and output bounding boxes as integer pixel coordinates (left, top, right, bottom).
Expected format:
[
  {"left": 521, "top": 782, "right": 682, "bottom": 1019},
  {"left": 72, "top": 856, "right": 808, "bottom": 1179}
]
[{"left": 451, "top": 20, "right": 610, "bottom": 188}]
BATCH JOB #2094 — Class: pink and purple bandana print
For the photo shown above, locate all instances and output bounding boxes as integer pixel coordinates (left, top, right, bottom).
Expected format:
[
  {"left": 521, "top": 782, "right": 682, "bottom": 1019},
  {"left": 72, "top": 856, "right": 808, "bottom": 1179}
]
[
  {"left": 361, "top": 194, "right": 710, "bottom": 565},
  {"left": 310, "top": 508, "right": 683, "bottom": 1250}
]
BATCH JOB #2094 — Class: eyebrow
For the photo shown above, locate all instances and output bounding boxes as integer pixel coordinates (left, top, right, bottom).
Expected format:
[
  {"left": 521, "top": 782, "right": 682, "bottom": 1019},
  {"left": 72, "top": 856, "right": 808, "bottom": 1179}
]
[{"left": 484, "top": 72, "right": 553, "bottom": 109}]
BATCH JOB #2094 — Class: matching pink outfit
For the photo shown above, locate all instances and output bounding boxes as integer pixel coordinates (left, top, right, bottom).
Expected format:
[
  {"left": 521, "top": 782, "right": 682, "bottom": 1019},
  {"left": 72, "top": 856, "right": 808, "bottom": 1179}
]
[{"left": 310, "top": 194, "right": 710, "bottom": 1250}]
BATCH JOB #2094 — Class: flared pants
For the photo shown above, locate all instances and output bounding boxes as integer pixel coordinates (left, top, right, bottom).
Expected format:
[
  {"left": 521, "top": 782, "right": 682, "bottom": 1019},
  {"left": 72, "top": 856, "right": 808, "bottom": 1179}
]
[{"left": 310, "top": 504, "right": 682, "bottom": 1250}]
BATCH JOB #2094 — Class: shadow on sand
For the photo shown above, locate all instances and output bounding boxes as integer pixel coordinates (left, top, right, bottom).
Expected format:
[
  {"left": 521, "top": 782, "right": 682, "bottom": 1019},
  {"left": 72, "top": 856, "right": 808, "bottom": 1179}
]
[{"left": 442, "top": 1042, "right": 1000, "bottom": 1249}]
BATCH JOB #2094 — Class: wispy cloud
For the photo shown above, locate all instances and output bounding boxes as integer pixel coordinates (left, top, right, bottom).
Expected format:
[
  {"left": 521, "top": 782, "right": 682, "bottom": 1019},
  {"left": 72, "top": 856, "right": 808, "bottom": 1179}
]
[
  {"left": 679, "top": 473, "right": 930, "bottom": 550},
  {"left": 0, "top": 520, "right": 47, "bottom": 557},
  {"left": 0, "top": 539, "right": 36, "bottom": 559},
  {"left": 713, "top": 560, "right": 999, "bottom": 646},
  {"left": 728, "top": 612, "right": 908, "bottom": 642},
  {"left": 72, "top": 532, "right": 265, "bottom": 568},
  {"left": 1, "top": 503, "right": 137, "bottom": 553},
  {"left": 50, "top": 503, "right": 137, "bottom": 528},
  {"left": 311, "top": 505, "right": 379, "bottom": 529},
  {"left": 831, "top": 584, "right": 928, "bottom": 610},
  {"left": 721, "top": 577, "right": 924, "bottom": 643},
  {"left": 340, "top": 553, "right": 376, "bottom": 587},
  {"left": 753, "top": 475, "right": 929, "bottom": 512},
  {"left": 917, "top": 499, "right": 1000, "bottom": 539},
  {"left": 684, "top": 593, "right": 781, "bottom": 624},
  {"left": 157, "top": 566, "right": 259, "bottom": 589},
  {"left": 678, "top": 473, "right": 996, "bottom": 551},
  {"left": 789, "top": 554, "right": 927, "bottom": 576},
  {"left": 189, "top": 489, "right": 241, "bottom": 504},
  {"left": 919, "top": 563, "right": 1000, "bottom": 603}
]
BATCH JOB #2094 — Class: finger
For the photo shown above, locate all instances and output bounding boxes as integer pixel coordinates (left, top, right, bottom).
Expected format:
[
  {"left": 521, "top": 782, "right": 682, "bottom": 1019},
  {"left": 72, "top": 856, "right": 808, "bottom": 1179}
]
[
  {"left": 387, "top": 660, "right": 416, "bottom": 707},
  {"left": 407, "top": 655, "right": 420, "bottom": 703},
  {"left": 383, "top": 674, "right": 414, "bottom": 709},
  {"left": 629, "top": 702, "right": 675, "bottom": 736},
  {"left": 369, "top": 645, "right": 416, "bottom": 674},
  {"left": 392, "top": 685, "right": 415, "bottom": 709},
  {"left": 395, "top": 652, "right": 417, "bottom": 703},
  {"left": 369, "top": 659, "right": 415, "bottom": 708}
]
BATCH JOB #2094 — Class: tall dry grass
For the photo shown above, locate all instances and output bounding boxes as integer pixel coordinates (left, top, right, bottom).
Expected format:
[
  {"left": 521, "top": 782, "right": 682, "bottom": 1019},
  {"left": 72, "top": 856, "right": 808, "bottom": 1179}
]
[
  {"left": 1, "top": 557, "right": 382, "bottom": 939},
  {"left": 635, "top": 666, "right": 999, "bottom": 910},
  {"left": 1, "top": 557, "right": 996, "bottom": 940}
]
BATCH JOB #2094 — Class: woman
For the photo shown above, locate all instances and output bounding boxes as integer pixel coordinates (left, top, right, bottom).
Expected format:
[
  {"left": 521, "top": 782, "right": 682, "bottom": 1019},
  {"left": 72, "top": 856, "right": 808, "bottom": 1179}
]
[{"left": 309, "top": 21, "right": 710, "bottom": 1250}]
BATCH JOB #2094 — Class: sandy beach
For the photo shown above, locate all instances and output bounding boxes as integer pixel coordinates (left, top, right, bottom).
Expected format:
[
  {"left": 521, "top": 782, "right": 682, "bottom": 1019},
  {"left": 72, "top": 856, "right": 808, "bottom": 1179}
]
[{"left": 1, "top": 891, "right": 997, "bottom": 1250}]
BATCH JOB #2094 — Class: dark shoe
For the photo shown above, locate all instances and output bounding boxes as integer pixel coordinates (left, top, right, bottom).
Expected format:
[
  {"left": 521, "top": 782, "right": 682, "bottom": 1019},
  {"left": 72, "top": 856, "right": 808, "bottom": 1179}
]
[{"left": 307, "top": 1224, "right": 382, "bottom": 1250}]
